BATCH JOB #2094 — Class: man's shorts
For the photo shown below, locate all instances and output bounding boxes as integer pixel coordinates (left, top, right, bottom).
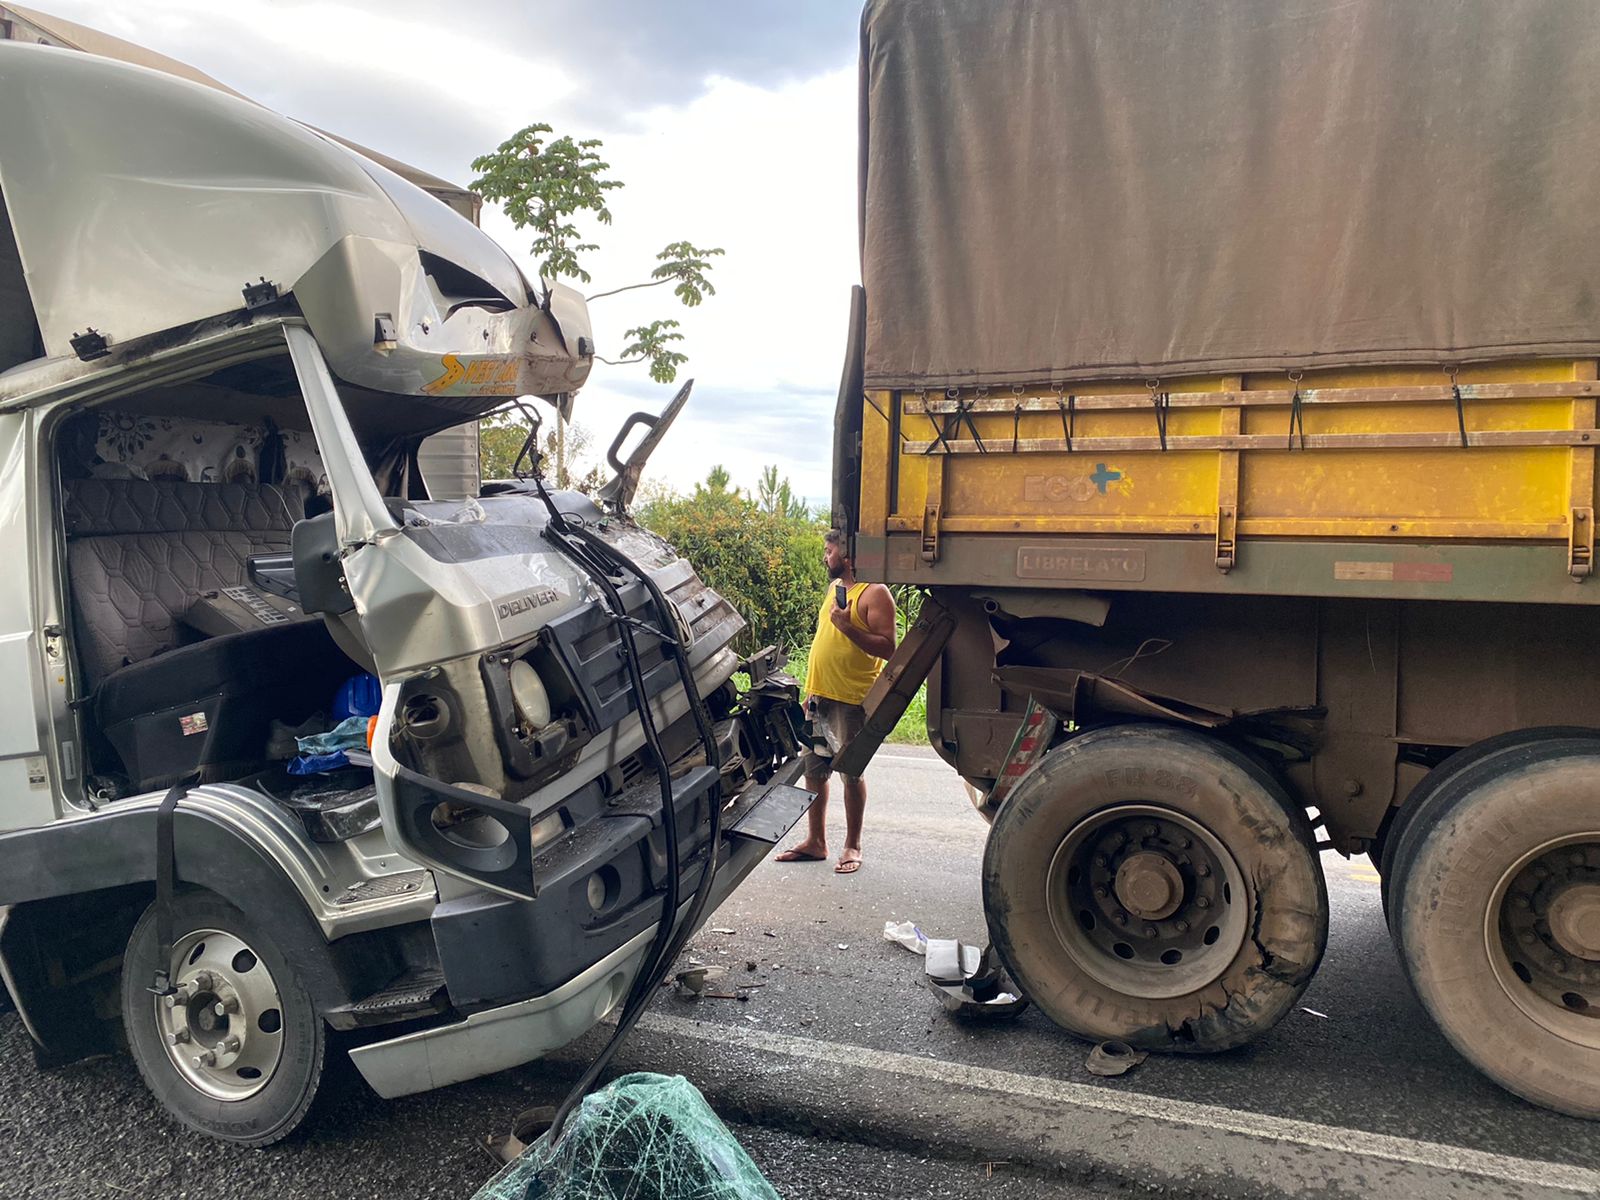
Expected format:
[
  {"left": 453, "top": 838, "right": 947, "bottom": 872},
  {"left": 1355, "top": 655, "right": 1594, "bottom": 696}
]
[{"left": 802, "top": 695, "right": 868, "bottom": 781}]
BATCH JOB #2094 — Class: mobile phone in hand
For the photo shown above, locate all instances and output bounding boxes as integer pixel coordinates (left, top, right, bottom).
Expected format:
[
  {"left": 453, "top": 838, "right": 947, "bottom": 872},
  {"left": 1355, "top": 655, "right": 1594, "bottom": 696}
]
[{"left": 835, "top": 583, "right": 848, "bottom": 610}]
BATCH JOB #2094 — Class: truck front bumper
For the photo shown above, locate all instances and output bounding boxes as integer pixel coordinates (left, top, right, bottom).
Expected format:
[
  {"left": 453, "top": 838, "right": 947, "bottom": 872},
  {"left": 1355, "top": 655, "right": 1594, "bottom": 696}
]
[{"left": 347, "top": 762, "right": 811, "bottom": 1098}]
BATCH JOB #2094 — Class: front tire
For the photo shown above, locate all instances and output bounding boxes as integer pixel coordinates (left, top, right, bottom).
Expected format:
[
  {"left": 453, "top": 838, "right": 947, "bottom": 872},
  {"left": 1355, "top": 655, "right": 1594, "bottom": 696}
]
[
  {"left": 121, "top": 891, "right": 325, "bottom": 1146},
  {"left": 982, "top": 724, "right": 1327, "bottom": 1053}
]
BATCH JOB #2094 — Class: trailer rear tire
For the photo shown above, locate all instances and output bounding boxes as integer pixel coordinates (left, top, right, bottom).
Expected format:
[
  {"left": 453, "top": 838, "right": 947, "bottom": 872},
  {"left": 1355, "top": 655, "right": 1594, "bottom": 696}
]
[
  {"left": 982, "top": 724, "right": 1327, "bottom": 1053},
  {"left": 1392, "top": 742, "right": 1600, "bottom": 1119},
  {"left": 121, "top": 891, "right": 325, "bottom": 1145},
  {"left": 1380, "top": 727, "right": 1599, "bottom": 926}
]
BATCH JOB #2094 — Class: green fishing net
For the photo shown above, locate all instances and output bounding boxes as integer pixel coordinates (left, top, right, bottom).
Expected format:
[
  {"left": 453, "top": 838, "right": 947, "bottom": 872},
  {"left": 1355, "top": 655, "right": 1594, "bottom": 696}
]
[{"left": 474, "top": 1073, "right": 780, "bottom": 1200}]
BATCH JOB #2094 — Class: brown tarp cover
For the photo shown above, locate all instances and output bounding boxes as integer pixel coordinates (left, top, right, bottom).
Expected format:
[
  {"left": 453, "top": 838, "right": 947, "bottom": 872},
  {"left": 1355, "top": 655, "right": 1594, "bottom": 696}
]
[{"left": 858, "top": 0, "right": 1600, "bottom": 390}]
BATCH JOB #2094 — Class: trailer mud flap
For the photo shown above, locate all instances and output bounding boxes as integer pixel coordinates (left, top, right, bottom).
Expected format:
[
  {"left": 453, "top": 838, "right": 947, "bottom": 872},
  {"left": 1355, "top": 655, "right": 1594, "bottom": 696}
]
[{"left": 833, "top": 594, "right": 957, "bottom": 778}]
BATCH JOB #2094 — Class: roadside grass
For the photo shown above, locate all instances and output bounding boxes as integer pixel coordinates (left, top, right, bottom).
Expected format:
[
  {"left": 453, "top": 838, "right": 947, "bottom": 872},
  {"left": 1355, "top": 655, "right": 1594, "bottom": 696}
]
[{"left": 884, "top": 686, "right": 928, "bottom": 744}]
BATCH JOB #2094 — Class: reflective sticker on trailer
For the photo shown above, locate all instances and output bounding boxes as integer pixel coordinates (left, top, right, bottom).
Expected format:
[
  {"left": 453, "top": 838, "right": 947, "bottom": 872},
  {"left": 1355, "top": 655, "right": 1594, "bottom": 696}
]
[
  {"left": 1334, "top": 561, "right": 1454, "bottom": 583},
  {"left": 986, "top": 699, "right": 1063, "bottom": 810}
]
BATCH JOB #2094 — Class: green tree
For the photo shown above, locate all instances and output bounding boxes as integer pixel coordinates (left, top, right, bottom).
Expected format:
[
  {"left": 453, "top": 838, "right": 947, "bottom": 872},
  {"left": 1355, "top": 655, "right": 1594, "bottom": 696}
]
[
  {"left": 697, "top": 464, "right": 736, "bottom": 498},
  {"left": 478, "top": 410, "right": 606, "bottom": 492},
  {"left": 756, "top": 464, "right": 812, "bottom": 521},
  {"left": 470, "top": 123, "right": 723, "bottom": 386}
]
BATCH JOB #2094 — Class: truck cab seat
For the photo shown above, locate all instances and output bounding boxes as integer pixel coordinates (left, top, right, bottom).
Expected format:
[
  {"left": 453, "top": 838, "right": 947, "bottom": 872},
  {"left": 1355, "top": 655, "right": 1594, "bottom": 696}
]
[{"left": 62, "top": 478, "right": 353, "bottom": 790}]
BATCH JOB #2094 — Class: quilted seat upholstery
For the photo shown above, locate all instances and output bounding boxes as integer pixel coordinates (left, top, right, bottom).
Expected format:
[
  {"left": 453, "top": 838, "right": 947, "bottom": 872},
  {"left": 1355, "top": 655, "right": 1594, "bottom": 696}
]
[
  {"left": 63, "top": 479, "right": 305, "bottom": 687},
  {"left": 63, "top": 478, "right": 358, "bottom": 789}
]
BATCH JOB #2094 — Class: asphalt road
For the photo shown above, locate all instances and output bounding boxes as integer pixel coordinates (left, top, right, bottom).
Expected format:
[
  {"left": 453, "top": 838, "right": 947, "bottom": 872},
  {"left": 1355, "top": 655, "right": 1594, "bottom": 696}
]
[
  {"left": 1, "top": 746, "right": 1594, "bottom": 1199},
  {"left": 688, "top": 747, "right": 1600, "bottom": 1165}
]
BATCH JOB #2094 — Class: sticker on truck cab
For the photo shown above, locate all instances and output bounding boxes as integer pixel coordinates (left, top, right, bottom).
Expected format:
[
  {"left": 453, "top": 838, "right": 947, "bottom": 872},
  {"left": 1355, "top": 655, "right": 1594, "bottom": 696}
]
[{"left": 422, "top": 354, "right": 522, "bottom": 396}]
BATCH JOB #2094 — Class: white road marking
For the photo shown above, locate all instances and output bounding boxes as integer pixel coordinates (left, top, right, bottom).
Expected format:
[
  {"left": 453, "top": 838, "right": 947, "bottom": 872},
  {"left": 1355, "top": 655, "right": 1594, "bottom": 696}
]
[{"left": 637, "top": 1011, "right": 1600, "bottom": 1195}]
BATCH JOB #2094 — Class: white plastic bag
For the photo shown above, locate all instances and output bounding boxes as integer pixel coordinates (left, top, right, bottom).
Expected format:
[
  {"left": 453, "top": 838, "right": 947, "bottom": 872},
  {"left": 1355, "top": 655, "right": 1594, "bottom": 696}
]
[{"left": 882, "top": 920, "right": 928, "bottom": 955}]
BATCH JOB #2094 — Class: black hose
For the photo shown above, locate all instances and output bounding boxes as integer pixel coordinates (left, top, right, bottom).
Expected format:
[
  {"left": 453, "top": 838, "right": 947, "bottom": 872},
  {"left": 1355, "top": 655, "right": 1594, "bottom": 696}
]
[
  {"left": 572, "top": 529, "right": 726, "bottom": 989},
  {"left": 527, "top": 482, "right": 724, "bottom": 1143}
]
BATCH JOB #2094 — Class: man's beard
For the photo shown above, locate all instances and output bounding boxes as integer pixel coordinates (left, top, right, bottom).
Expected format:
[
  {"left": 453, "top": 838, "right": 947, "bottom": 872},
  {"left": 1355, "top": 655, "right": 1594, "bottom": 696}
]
[{"left": 827, "top": 560, "right": 848, "bottom": 580}]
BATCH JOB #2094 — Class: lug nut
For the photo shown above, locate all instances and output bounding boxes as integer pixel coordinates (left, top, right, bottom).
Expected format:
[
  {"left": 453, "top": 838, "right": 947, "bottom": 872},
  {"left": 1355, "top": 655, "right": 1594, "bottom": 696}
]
[
  {"left": 1175, "top": 920, "right": 1189, "bottom": 933},
  {"left": 1180, "top": 837, "right": 1192, "bottom": 849},
  {"left": 1093, "top": 885, "right": 1109, "bottom": 899},
  {"left": 1197, "top": 896, "right": 1212, "bottom": 909},
  {"left": 1514, "top": 895, "right": 1531, "bottom": 910},
  {"left": 192, "top": 1051, "right": 217, "bottom": 1068},
  {"left": 1144, "top": 925, "right": 1159, "bottom": 937},
  {"left": 167, "top": 1029, "right": 191, "bottom": 1046},
  {"left": 1197, "top": 864, "right": 1212, "bottom": 878},
  {"left": 221, "top": 1036, "right": 242, "bottom": 1054},
  {"left": 165, "top": 980, "right": 199, "bottom": 1006},
  {"left": 1573, "top": 850, "right": 1588, "bottom": 866},
  {"left": 1522, "top": 931, "right": 1538, "bottom": 945},
  {"left": 1095, "top": 855, "right": 1109, "bottom": 869},
  {"left": 214, "top": 996, "right": 240, "bottom": 1017},
  {"left": 1115, "top": 911, "right": 1129, "bottom": 925},
  {"left": 1553, "top": 957, "right": 1570, "bottom": 973},
  {"left": 1144, "top": 825, "right": 1158, "bottom": 838}
]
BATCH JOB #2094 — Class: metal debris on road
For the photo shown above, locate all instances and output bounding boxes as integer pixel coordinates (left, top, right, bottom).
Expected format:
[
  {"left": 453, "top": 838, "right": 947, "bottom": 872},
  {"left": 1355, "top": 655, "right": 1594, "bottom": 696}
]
[
  {"left": 711, "top": 927, "right": 737, "bottom": 934},
  {"left": 674, "top": 966, "right": 728, "bottom": 996},
  {"left": 922, "top": 938, "right": 1030, "bottom": 1018},
  {"left": 836, "top": 943, "right": 850, "bottom": 950},
  {"left": 1086, "top": 1040, "right": 1148, "bottom": 1077},
  {"left": 1300, "top": 1007, "right": 1330, "bottom": 1019}
]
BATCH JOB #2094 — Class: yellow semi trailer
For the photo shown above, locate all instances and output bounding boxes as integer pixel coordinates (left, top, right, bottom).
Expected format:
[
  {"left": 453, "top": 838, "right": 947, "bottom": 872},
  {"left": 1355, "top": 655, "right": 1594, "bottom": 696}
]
[{"left": 837, "top": 0, "right": 1600, "bottom": 1119}]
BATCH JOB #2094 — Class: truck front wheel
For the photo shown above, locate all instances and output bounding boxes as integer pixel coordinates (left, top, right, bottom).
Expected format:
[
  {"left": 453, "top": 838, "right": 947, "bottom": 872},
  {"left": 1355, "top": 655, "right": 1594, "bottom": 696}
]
[
  {"left": 1392, "top": 740, "right": 1600, "bottom": 1118},
  {"left": 982, "top": 724, "right": 1327, "bottom": 1053},
  {"left": 121, "top": 891, "right": 325, "bottom": 1145}
]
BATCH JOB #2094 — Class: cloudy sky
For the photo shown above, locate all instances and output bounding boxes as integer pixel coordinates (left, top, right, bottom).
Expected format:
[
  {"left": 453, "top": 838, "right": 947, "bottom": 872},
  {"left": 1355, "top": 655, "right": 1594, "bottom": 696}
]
[{"left": 33, "top": 0, "right": 864, "bottom": 503}]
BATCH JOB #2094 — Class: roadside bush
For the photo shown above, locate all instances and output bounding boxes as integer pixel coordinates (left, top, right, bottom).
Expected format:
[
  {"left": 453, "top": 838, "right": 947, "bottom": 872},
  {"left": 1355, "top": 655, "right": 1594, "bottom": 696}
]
[
  {"left": 639, "top": 472, "right": 826, "bottom": 657},
  {"left": 639, "top": 466, "right": 930, "bottom": 748}
]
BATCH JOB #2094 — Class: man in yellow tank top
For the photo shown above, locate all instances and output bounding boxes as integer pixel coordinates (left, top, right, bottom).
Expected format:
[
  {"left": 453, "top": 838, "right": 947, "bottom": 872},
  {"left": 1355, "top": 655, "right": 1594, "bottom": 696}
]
[{"left": 776, "top": 530, "right": 896, "bottom": 874}]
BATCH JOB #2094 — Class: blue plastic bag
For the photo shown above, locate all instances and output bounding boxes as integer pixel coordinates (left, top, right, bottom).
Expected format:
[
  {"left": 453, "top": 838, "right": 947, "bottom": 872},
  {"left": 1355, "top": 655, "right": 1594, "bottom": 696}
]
[{"left": 288, "top": 715, "right": 372, "bottom": 775}]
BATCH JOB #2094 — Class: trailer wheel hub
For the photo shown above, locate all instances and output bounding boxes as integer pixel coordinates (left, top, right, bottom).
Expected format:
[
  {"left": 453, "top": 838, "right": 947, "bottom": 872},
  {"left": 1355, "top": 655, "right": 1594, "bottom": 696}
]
[
  {"left": 1046, "top": 804, "right": 1250, "bottom": 1000},
  {"left": 1549, "top": 883, "right": 1600, "bottom": 962},
  {"left": 1496, "top": 840, "right": 1600, "bottom": 1025},
  {"left": 1115, "top": 852, "right": 1184, "bottom": 920}
]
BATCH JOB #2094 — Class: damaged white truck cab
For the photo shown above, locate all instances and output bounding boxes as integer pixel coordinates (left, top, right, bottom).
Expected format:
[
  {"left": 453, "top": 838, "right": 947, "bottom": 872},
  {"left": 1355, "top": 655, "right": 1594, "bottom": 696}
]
[{"left": 0, "top": 41, "right": 809, "bottom": 1144}]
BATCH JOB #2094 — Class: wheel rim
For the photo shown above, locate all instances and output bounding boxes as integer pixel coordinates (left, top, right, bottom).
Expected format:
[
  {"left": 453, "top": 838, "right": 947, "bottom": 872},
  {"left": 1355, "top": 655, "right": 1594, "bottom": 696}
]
[
  {"left": 1045, "top": 804, "right": 1250, "bottom": 1000},
  {"left": 1489, "top": 834, "right": 1600, "bottom": 1048},
  {"left": 153, "top": 928, "right": 285, "bottom": 1101}
]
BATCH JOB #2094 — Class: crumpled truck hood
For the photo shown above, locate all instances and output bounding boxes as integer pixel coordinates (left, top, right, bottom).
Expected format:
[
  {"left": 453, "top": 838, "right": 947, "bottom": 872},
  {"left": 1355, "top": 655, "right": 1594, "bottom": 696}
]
[{"left": 0, "top": 41, "right": 590, "bottom": 400}]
